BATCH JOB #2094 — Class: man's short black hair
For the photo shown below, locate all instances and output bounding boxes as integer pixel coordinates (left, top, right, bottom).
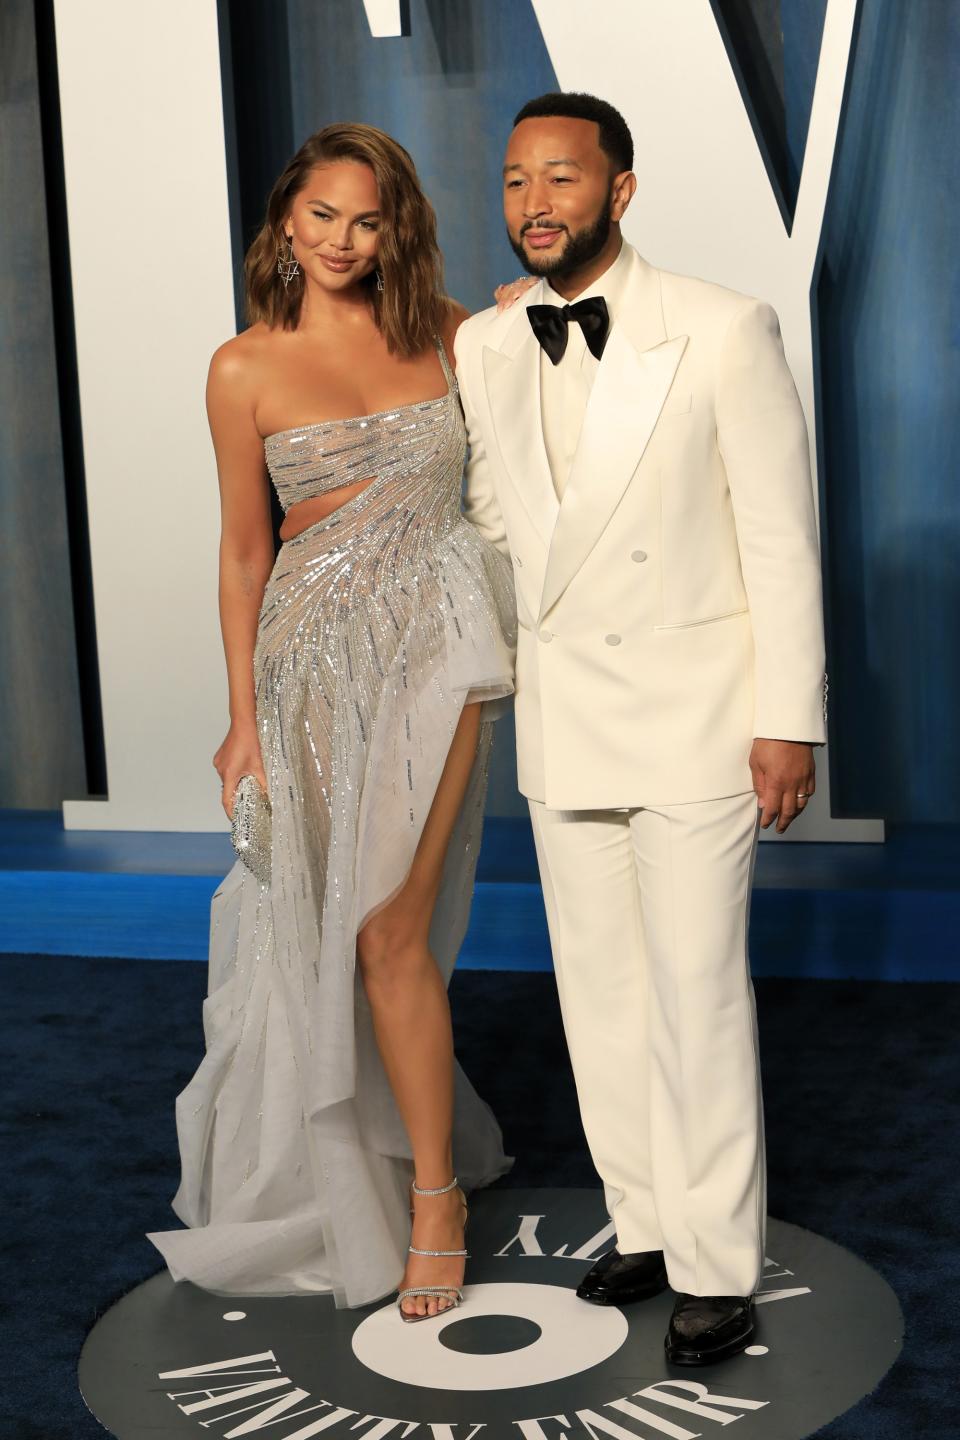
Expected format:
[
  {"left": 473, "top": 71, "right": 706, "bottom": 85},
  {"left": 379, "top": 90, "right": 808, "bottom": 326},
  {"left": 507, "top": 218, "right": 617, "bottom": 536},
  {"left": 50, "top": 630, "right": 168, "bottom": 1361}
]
[{"left": 513, "top": 91, "right": 634, "bottom": 174}]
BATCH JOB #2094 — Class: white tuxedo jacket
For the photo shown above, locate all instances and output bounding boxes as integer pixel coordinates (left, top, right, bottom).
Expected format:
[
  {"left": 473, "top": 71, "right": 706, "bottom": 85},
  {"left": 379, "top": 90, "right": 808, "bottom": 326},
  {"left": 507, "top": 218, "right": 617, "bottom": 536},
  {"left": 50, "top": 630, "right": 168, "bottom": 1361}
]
[{"left": 455, "top": 244, "right": 827, "bottom": 809}]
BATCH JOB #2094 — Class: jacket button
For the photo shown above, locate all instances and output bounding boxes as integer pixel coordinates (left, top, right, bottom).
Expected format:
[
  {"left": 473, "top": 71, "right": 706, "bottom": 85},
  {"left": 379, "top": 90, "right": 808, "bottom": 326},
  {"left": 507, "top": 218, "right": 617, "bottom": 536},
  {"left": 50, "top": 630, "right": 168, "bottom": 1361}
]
[
  {"left": 539, "top": 628, "right": 553, "bottom": 643},
  {"left": 605, "top": 633, "right": 622, "bottom": 646},
  {"left": 631, "top": 550, "right": 648, "bottom": 563}
]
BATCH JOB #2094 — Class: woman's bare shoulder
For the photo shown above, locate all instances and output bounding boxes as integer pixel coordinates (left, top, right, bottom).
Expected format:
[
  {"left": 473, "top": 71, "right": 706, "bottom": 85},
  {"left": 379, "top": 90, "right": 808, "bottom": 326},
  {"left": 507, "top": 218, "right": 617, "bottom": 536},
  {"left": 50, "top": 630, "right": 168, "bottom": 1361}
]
[
  {"left": 208, "top": 324, "right": 277, "bottom": 396},
  {"left": 443, "top": 297, "right": 471, "bottom": 333}
]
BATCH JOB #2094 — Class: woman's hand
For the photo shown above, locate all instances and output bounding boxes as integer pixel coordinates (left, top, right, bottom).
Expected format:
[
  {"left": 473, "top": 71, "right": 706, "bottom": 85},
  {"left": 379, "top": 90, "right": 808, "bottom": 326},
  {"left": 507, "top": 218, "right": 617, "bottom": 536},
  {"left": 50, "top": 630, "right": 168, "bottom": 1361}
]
[
  {"left": 213, "top": 721, "right": 268, "bottom": 820},
  {"left": 494, "top": 276, "right": 538, "bottom": 313}
]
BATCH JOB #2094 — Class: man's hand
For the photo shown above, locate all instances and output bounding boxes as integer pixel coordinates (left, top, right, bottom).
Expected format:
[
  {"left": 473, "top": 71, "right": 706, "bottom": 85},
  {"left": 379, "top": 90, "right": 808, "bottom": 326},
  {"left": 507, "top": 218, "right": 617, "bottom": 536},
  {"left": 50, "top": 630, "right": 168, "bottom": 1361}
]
[{"left": 749, "top": 739, "right": 816, "bottom": 834}]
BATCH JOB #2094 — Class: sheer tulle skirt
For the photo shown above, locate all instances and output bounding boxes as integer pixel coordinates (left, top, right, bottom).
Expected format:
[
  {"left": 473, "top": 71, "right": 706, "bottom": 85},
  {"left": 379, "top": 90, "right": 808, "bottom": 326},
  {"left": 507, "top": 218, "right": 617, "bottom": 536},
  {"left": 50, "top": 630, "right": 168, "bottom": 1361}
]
[{"left": 147, "top": 502, "right": 516, "bottom": 1306}]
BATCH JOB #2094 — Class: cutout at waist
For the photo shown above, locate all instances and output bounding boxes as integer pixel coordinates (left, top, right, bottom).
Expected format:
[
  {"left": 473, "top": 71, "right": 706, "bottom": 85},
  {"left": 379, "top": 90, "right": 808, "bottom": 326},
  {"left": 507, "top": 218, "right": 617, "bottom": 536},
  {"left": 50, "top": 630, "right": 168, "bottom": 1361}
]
[{"left": 279, "top": 477, "right": 378, "bottom": 540}]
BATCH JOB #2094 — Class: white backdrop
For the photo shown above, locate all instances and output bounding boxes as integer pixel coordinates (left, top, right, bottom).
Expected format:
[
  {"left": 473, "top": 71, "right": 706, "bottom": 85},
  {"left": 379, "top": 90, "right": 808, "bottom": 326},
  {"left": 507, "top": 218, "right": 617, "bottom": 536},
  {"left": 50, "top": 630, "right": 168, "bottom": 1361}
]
[
  {"left": 58, "top": 0, "right": 236, "bottom": 831},
  {"left": 61, "top": 0, "right": 879, "bottom": 840}
]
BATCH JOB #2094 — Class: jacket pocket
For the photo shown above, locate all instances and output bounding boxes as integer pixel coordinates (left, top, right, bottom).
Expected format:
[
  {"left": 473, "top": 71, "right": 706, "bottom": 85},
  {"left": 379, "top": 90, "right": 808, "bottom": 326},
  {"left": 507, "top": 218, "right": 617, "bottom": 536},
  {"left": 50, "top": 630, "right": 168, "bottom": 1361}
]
[{"left": 654, "top": 607, "right": 748, "bottom": 632}]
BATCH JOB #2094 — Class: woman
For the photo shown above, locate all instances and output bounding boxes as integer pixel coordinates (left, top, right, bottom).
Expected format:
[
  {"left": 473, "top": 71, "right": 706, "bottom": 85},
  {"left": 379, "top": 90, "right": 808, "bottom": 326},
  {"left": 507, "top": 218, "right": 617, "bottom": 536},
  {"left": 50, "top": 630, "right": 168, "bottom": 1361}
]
[{"left": 146, "top": 125, "right": 516, "bottom": 1321}]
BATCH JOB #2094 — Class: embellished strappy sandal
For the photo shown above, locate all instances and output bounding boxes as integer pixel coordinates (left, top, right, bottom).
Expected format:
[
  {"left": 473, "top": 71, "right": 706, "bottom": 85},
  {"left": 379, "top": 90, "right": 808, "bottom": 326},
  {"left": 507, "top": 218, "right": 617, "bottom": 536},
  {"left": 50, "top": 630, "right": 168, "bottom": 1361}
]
[{"left": 397, "top": 1176, "right": 469, "bottom": 1324}]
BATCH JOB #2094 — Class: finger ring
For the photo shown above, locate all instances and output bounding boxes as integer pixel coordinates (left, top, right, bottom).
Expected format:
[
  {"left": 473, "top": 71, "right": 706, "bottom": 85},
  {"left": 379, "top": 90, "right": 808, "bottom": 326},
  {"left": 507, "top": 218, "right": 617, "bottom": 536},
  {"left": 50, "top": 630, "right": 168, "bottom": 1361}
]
[{"left": 797, "top": 792, "right": 810, "bottom": 799}]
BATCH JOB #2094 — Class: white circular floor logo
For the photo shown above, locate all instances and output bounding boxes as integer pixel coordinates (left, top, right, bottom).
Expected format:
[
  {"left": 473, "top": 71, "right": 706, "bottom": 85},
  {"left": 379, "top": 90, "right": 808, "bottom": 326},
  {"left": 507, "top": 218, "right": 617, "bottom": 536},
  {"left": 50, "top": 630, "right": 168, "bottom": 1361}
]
[
  {"left": 353, "top": 1282, "right": 628, "bottom": 1390},
  {"left": 79, "top": 1190, "right": 903, "bottom": 1440}
]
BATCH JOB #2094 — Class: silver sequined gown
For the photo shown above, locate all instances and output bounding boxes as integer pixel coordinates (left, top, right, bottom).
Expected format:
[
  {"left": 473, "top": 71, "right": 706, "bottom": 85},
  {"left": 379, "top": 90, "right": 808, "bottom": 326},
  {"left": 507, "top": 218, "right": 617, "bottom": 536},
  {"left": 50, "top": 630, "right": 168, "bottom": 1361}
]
[{"left": 147, "top": 342, "right": 516, "bottom": 1307}]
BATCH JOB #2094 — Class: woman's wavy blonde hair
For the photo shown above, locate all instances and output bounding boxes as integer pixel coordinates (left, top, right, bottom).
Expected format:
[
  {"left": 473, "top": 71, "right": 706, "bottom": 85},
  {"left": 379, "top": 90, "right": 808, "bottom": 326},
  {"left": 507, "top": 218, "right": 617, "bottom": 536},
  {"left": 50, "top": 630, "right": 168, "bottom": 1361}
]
[{"left": 244, "top": 123, "right": 448, "bottom": 356}]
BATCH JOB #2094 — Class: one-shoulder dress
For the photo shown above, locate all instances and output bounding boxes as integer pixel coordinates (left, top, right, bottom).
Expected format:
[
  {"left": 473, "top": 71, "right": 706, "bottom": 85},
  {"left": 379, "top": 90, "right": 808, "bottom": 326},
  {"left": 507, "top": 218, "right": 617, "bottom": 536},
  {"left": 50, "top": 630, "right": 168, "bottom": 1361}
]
[{"left": 147, "top": 340, "right": 516, "bottom": 1307}]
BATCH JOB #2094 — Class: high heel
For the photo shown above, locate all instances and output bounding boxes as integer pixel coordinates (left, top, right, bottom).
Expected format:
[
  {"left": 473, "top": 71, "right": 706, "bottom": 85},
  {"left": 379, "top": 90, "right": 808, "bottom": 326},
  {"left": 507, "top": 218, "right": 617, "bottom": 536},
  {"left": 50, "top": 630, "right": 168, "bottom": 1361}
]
[{"left": 397, "top": 1176, "right": 469, "bottom": 1323}]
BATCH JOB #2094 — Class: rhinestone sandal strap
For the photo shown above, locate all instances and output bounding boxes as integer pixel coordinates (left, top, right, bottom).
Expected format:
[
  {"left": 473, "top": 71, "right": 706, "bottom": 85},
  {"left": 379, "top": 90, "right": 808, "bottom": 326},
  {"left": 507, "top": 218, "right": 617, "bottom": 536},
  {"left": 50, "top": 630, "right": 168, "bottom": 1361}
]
[
  {"left": 408, "top": 1245, "right": 469, "bottom": 1257},
  {"left": 412, "top": 1176, "right": 460, "bottom": 1196},
  {"left": 397, "top": 1286, "right": 464, "bottom": 1302}
]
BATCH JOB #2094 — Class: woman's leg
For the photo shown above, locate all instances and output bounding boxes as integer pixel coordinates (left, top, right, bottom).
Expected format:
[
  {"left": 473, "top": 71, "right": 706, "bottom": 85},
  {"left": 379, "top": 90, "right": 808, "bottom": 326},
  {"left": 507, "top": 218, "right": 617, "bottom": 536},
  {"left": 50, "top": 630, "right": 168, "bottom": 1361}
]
[{"left": 356, "top": 701, "right": 483, "bottom": 1317}]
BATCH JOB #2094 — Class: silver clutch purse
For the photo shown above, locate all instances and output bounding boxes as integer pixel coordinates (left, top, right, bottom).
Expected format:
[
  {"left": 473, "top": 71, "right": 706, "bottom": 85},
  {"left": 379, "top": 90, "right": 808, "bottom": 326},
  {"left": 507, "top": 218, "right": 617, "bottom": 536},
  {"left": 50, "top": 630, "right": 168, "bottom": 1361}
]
[{"left": 230, "top": 773, "right": 272, "bottom": 885}]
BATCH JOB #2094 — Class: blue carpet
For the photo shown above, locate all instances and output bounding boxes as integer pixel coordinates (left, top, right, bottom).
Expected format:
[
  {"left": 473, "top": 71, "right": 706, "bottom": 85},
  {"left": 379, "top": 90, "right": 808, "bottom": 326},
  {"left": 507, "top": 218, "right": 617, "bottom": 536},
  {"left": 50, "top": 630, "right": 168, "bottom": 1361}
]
[
  {"left": 2, "top": 815, "right": 959, "bottom": 978},
  {"left": 2, "top": 953, "right": 958, "bottom": 1438}
]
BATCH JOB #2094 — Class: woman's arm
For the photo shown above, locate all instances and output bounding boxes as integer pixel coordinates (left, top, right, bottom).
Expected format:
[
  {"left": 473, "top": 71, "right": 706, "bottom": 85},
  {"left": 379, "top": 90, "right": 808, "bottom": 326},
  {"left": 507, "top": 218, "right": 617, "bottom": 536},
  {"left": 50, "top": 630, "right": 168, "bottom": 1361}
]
[{"left": 206, "top": 339, "right": 275, "bottom": 814}]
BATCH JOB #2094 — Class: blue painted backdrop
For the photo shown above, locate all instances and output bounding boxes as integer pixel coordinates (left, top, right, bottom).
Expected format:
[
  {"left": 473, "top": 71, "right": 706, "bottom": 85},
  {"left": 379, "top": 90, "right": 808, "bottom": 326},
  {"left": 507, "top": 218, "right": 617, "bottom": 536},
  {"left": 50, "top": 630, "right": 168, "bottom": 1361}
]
[
  {"left": 712, "top": 0, "right": 827, "bottom": 229},
  {"left": 818, "top": 0, "right": 960, "bottom": 821}
]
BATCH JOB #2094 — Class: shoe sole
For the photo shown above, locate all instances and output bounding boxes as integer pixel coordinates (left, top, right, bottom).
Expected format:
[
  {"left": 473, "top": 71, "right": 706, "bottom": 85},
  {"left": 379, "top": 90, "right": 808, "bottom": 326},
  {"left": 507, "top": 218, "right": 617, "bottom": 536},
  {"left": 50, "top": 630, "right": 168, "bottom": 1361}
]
[
  {"left": 664, "top": 1324, "right": 754, "bottom": 1366},
  {"left": 576, "top": 1274, "right": 669, "bottom": 1306}
]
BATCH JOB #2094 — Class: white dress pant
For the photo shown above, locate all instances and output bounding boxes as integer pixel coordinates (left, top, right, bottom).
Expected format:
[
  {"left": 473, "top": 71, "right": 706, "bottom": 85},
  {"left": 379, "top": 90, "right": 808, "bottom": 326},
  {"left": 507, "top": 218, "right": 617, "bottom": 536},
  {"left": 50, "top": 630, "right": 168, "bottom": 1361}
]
[{"left": 529, "top": 791, "right": 765, "bottom": 1297}]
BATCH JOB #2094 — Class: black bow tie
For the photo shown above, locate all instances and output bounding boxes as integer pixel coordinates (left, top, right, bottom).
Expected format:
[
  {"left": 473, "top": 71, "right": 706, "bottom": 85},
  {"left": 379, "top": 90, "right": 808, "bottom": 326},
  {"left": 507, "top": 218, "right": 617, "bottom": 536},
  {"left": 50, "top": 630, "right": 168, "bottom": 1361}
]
[{"left": 527, "top": 295, "right": 610, "bottom": 366}]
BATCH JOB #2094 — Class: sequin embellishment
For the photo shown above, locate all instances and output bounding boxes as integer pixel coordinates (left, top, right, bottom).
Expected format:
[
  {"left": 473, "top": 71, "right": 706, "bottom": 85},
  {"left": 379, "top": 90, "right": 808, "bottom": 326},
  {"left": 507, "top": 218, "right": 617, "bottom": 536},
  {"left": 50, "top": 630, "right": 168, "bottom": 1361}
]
[{"left": 147, "top": 339, "right": 516, "bottom": 1311}]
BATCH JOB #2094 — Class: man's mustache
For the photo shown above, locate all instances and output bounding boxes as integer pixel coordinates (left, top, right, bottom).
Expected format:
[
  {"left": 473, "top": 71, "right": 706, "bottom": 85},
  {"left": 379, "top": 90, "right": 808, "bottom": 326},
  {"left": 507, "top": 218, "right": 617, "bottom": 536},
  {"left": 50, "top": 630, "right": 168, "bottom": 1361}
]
[{"left": 520, "top": 222, "right": 569, "bottom": 236}]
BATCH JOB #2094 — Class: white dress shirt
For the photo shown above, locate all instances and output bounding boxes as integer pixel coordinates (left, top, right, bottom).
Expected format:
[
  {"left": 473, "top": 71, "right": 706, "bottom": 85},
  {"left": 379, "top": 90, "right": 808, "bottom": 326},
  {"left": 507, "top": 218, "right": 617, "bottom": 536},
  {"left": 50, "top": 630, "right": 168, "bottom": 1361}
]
[{"left": 539, "top": 239, "right": 632, "bottom": 499}]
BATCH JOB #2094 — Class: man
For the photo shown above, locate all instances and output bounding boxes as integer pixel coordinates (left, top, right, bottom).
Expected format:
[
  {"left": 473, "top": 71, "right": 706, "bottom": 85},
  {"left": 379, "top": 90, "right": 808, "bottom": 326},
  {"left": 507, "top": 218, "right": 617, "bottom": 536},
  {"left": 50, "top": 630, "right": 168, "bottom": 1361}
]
[{"left": 454, "top": 92, "right": 827, "bottom": 1365}]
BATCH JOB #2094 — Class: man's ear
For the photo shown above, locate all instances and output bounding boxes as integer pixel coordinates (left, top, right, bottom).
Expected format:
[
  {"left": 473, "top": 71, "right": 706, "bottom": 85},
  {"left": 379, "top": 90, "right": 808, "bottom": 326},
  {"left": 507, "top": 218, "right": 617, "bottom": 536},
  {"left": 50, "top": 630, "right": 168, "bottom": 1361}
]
[{"left": 611, "top": 170, "right": 637, "bottom": 222}]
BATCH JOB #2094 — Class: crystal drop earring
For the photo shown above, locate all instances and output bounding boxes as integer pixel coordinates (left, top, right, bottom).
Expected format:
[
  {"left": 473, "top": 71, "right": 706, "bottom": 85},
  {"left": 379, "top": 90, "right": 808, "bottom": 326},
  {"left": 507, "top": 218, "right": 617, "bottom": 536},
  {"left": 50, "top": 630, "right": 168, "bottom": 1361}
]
[
  {"left": 376, "top": 270, "right": 385, "bottom": 293},
  {"left": 277, "top": 237, "right": 300, "bottom": 287}
]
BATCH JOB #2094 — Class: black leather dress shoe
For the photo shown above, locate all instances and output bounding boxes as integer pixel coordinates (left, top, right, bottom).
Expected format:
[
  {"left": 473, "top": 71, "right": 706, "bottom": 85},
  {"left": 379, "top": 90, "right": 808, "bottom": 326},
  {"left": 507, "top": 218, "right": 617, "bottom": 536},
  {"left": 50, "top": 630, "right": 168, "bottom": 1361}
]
[
  {"left": 576, "top": 1248, "right": 668, "bottom": 1306},
  {"left": 665, "top": 1294, "right": 754, "bottom": 1365}
]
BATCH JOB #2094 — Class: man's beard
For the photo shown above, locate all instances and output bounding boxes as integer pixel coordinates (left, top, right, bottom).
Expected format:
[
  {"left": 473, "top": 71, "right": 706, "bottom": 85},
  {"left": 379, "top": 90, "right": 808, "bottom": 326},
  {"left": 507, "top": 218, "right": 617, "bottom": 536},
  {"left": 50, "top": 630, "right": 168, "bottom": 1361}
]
[{"left": 508, "top": 198, "right": 613, "bottom": 280}]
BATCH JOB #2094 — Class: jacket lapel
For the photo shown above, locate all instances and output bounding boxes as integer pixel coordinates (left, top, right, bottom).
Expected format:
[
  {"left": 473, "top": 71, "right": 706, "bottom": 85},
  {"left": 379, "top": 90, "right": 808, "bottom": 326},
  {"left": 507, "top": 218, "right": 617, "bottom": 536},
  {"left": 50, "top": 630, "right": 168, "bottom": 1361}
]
[
  {"left": 481, "top": 289, "right": 559, "bottom": 547},
  {"left": 538, "top": 252, "right": 688, "bottom": 623}
]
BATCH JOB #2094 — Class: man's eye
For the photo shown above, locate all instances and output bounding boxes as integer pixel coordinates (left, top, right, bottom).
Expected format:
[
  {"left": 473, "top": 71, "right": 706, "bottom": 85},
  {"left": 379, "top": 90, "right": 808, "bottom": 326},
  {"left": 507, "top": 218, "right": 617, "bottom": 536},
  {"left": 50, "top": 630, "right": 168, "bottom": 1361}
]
[{"left": 506, "top": 180, "right": 523, "bottom": 189}]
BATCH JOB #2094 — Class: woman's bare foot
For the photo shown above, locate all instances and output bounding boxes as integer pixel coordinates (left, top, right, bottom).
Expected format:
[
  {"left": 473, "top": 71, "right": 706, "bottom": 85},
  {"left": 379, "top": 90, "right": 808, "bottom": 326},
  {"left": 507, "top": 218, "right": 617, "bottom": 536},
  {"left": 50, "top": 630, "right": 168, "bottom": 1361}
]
[{"left": 399, "top": 1185, "right": 467, "bottom": 1319}]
